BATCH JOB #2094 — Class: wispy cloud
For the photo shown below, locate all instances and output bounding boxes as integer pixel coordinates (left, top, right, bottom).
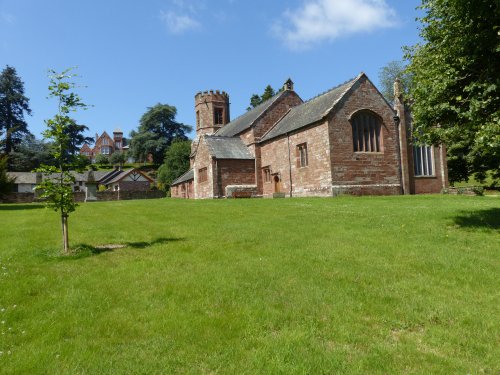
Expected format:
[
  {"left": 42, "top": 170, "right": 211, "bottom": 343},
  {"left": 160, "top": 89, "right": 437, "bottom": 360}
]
[
  {"left": 160, "top": 0, "right": 206, "bottom": 34},
  {"left": 274, "top": 0, "right": 397, "bottom": 50},
  {"left": 160, "top": 10, "right": 200, "bottom": 34},
  {"left": 0, "top": 11, "right": 15, "bottom": 24}
]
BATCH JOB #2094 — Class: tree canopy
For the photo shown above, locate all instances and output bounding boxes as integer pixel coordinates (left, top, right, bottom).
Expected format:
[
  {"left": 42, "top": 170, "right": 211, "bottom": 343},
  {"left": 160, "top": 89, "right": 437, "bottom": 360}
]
[
  {"left": 405, "top": 0, "right": 500, "bottom": 183},
  {"left": 129, "top": 104, "right": 191, "bottom": 164},
  {"left": 378, "top": 60, "right": 412, "bottom": 102},
  {"left": 247, "top": 85, "right": 281, "bottom": 110},
  {"left": 8, "top": 135, "right": 55, "bottom": 171},
  {"left": 157, "top": 139, "right": 191, "bottom": 190},
  {"left": 109, "top": 151, "right": 127, "bottom": 167},
  {"left": 0, "top": 65, "right": 32, "bottom": 155}
]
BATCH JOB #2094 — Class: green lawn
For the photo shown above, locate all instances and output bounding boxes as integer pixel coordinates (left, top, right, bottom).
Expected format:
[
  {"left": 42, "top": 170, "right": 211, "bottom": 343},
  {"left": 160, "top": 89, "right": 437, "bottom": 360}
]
[{"left": 0, "top": 196, "right": 498, "bottom": 374}]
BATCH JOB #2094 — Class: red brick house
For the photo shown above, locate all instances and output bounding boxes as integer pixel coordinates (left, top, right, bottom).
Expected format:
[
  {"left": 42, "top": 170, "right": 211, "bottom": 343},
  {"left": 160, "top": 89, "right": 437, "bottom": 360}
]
[
  {"left": 171, "top": 73, "right": 448, "bottom": 198},
  {"left": 80, "top": 129, "right": 127, "bottom": 162}
]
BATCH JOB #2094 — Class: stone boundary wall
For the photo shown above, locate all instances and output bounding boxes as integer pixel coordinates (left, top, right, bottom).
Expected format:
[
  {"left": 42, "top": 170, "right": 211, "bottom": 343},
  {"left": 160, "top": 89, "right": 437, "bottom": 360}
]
[
  {"left": 1, "top": 190, "right": 165, "bottom": 204},
  {"left": 0, "top": 193, "right": 36, "bottom": 203}
]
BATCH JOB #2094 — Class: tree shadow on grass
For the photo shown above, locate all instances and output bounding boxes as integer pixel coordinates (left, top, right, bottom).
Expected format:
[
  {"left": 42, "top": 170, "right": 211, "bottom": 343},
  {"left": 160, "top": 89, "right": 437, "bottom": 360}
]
[
  {"left": 0, "top": 204, "right": 44, "bottom": 211},
  {"left": 452, "top": 208, "right": 500, "bottom": 231},
  {"left": 52, "top": 237, "right": 186, "bottom": 260}
]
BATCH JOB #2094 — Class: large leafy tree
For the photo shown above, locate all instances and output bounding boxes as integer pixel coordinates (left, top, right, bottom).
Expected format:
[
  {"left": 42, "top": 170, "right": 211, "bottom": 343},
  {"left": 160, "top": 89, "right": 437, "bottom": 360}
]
[
  {"left": 0, "top": 65, "right": 32, "bottom": 155},
  {"left": 36, "top": 68, "right": 89, "bottom": 254},
  {"left": 405, "top": 0, "right": 500, "bottom": 183},
  {"left": 157, "top": 139, "right": 191, "bottom": 190},
  {"left": 129, "top": 104, "right": 191, "bottom": 164},
  {"left": 378, "top": 60, "right": 413, "bottom": 102}
]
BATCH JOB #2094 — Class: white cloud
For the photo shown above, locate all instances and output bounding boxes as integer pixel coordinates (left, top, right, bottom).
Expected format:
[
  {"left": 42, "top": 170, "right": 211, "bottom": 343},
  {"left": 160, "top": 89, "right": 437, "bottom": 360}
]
[
  {"left": 274, "top": 0, "right": 397, "bottom": 50},
  {"left": 160, "top": 10, "right": 200, "bottom": 34}
]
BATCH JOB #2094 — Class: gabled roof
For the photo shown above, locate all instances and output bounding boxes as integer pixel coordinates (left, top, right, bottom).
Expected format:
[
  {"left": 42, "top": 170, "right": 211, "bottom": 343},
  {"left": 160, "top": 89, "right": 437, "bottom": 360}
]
[
  {"left": 204, "top": 135, "right": 254, "bottom": 160},
  {"left": 215, "top": 90, "right": 292, "bottom": 137},
  {"left": 100, "top": 169, "right": 154, "bottom": 185},
  {"left": 171, "top": 169, "right": 194, "bottom": 185},
  {"left": 260, "top": 73, "right": 363, "bottom": 142},
  {"left": 7, "top": 172, "right": 37, "bottom": 184}
]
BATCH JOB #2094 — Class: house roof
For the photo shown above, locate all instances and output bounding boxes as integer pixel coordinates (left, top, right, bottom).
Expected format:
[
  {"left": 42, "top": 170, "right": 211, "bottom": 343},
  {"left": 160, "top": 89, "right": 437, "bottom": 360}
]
[
  {"left": 260, "top": 74, "right": 362, "bottom": 142},
  {"left": 105, "top": 169, "right": 154, "bottom": 185},
  {"left": 7, "top": 172, "right": 37, "bottom": 184},
  {"left": 204, "top": 135, "right": 254, "bottom": 160},
  {"left": 171, "top": 169, "right": 194, "bottom": 185},
  {"left": 215, "top": 90, "right": 291, "bottom": 137}
]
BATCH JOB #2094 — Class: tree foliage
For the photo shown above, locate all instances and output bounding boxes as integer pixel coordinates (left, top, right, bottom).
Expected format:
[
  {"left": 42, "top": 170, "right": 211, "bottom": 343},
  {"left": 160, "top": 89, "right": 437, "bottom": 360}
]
[
  {"left": 404, "top": 0, "right": 500, "bottom": 183},
  {"left": 157, "top": 139, "right": 191, "bottom": 190},
  {"left": 0, "top": 65, "right": 32, "bottom": 155},
  {"left": 109, "top": 151, "right": 127, "bottom": 167},
  {"left": 8, "top": 134, "right": 55, "bottom": 171},
  {"left": 378, "top": 60, "right": 413, "bottom": 102},
  {"left": 94, "top": 153, "right": 109, "bottom": 166},
  {"left": 36, "top": 68, "right": 89, "bottom": 254},
  {"left": 64, "top": 119, "right": 94, "bottom": 158},
  {"left": 0, "top": 155, "right": 14, "bottom": 197},
  {"left": 129, "top": 104, "right": 191, "bottom": 164},
  {"left": 247, "top": 85, "right": 281, "bottom": 110}
]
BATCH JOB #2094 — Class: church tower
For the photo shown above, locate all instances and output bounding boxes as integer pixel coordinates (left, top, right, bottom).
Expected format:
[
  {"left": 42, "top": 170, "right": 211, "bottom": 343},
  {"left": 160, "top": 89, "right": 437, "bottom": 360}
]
[{"left": 194, "top": 90, "right": 230, "bottom": 137}]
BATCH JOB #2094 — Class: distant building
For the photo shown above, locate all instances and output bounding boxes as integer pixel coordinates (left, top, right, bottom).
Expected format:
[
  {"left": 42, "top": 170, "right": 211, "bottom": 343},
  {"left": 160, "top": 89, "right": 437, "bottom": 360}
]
[{"left": 80, "top": 129, "right": 128, "bottom": 162}]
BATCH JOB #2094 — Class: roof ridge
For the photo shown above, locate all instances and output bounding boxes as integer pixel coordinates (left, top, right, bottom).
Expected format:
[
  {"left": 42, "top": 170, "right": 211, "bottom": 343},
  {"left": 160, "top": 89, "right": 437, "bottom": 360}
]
[
  {"left": 302, "top": 75, "right": 358, "bottom": 105},
  {"left": 217, "top": 89, "right": 287, "bottom": 130}
]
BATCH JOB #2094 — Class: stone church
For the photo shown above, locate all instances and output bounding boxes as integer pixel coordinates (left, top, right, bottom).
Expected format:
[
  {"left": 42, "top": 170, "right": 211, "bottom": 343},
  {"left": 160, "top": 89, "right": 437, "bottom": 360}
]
[{"left": 171, "top": 73, "right": 448, "bottom": 199}]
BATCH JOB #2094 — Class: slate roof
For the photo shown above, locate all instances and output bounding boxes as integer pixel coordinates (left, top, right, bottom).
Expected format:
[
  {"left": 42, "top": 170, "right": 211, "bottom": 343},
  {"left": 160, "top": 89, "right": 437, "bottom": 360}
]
[
  {"left": 7, "top": 172, "right": 37, "bottom": 184},
  {"left": 215, "top": 90, "right": 290, "bottom": 137},
  {"left": 171, "top": 169, "right": 194, "bottom": 185},
  {"left": 204, "top": 135, "right": 254, "bottom": 160},
  {"left": 260, "top": 74, "right": 362, "bottom": 142},
  {"left": 8, "top": 170, "right": 122, "bottom": 184}
]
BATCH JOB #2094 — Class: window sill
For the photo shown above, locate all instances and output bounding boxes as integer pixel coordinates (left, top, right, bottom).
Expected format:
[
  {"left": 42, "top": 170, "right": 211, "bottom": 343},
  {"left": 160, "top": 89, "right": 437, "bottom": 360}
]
[{"left": 414, "top": 175, "right": 437, "bottom": 179}]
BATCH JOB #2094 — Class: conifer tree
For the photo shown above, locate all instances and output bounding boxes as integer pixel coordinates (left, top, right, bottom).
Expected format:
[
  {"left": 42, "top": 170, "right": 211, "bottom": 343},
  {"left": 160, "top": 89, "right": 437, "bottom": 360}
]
[{"left": 0, "top": 65, "right": 32, "bottom": 155}]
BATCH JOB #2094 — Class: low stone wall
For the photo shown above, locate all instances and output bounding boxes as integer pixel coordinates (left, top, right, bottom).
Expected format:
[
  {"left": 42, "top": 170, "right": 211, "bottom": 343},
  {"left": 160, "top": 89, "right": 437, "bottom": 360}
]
[
  {"left": 1, "top": 190, "right": 165, "bottom": 204},
  {"left": 0, "top": 192, "right": 36, "bottom": 203},
  {"left": 225, "top": 185, "right": 258, "bottom": 198}
]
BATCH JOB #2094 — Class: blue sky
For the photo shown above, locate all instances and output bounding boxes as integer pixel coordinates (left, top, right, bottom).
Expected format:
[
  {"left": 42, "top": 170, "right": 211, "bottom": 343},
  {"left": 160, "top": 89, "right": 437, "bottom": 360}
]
[{"left": 0, "top": 0, "right": 422, "bottom": 141}]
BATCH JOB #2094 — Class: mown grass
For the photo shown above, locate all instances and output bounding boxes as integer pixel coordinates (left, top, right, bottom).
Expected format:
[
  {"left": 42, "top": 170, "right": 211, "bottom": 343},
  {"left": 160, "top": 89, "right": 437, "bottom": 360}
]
[{"left": 0, "top": 195, "right": 498, "bottom": 374}]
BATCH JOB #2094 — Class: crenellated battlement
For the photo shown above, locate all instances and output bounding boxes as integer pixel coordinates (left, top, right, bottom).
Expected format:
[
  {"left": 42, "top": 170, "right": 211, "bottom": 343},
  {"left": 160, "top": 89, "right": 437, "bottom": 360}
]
[
  {"left": 194, "top": 89, "right": 231, "bottom": 137},
  {"left": 195, "top": 90, "right": 230, "bottom": 103}
]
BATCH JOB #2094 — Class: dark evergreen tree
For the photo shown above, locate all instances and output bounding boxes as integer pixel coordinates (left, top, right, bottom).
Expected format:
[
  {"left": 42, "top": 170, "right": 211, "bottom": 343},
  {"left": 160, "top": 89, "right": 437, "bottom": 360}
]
[
  {"left": 8, "top": 134, "right": 55, "bottom": 171},
  {"left": 0, "top": 155, "right": 14, "bottom": 197},
  {"left": 247, "top": 84, "right": 281, "bottom": 110},
  {"left": 0, "top": 66, "right": 32, "bottom": 154}
]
